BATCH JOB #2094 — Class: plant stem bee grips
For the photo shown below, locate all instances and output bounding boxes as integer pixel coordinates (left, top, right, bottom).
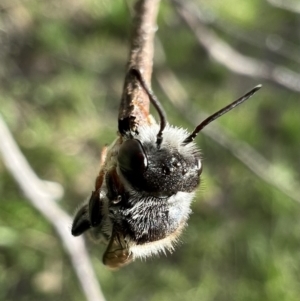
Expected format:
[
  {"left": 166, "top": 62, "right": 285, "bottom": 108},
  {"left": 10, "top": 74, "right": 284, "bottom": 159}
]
[{"left": 71, "top": 68, "right": 262, "bottom": 269}]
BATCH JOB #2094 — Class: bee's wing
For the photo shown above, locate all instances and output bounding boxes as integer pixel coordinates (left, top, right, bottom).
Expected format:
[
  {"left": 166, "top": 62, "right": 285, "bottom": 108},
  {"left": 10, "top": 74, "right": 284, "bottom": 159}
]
[{"left": 103, "top": 230, "right": 132, "bottom": 269}]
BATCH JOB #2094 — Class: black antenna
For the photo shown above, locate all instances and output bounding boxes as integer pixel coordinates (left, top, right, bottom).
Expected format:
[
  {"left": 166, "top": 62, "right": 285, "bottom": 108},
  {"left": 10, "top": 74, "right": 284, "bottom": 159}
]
[
  {"left": 183, "top": 85, "right": 262, "bottom": 145},
  {"left": 131, "top": 68, "right": 167, "bottom": 148}
]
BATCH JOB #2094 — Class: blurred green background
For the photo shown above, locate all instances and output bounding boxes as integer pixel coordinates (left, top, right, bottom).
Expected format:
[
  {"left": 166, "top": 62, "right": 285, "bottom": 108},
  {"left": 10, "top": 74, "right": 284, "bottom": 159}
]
[{"left": 1, "top": 0, "right": 300, "bottom": 300}]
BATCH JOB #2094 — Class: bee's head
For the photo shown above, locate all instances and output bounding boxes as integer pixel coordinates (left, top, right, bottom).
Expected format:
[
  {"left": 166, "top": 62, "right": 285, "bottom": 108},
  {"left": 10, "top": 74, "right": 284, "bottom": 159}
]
[
  {"left": 117, "top": 125, "right": 202, "bottom": 197},
  {"left": 117, "top": 69, "right": 261, "bottom": 197}
]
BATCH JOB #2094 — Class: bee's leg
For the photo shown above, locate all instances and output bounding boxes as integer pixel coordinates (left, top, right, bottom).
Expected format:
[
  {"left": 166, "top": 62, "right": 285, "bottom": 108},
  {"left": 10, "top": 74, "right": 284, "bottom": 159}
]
[
  {"left": 72, "top": 146, "right": 108, "bottom": 236},
  {"left": 103, "top": 229, "right": 132, "bottom": 270},
  {"left": 106, "top": 168, "right": 124, "bottom": 204},
  {"left": 89, "top": 190, "right": 104, "bottom": 227},
  {"left": 95, "top": 146, "right": 107, "bottom": 190},
  {"left": 89, "top": 146, "right": 108, "bottom": 227},
  {"left": 71, "top": 204, "right": 91, "bottom": 236}
]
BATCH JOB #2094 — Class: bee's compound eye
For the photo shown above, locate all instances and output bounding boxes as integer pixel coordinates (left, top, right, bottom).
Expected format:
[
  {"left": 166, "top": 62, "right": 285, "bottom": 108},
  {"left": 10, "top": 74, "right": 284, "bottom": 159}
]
[{"left": 118, "top": 139, "right": 148, "bottom": 175}]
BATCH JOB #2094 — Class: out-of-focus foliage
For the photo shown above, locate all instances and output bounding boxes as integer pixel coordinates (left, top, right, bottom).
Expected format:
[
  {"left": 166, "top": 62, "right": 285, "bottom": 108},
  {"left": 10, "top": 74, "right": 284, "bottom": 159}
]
[{"left": 1, "top": 0, "right": 300, "bottom": 300}]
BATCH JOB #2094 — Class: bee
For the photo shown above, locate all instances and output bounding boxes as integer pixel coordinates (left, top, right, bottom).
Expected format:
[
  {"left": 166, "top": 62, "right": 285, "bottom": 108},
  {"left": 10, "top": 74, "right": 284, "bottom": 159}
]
[{"left": 71, "top": 68, "right": 261, "bottom": 269}]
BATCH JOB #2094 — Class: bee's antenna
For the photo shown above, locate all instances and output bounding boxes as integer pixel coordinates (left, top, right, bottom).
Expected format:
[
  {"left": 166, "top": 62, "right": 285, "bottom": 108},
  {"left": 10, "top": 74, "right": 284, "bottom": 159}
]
[
  {"left": 131, "top": 68, "right": 167, "bottom": 148},
  {"left": 183, "top": 85, "right": 262, "bottom": 145}
]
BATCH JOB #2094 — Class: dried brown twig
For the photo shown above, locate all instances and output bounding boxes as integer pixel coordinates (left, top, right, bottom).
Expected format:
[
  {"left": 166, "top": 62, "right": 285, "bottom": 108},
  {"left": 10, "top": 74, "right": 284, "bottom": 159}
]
[{"left": 119, "top": 0, "right": 161, "bottom": 133}]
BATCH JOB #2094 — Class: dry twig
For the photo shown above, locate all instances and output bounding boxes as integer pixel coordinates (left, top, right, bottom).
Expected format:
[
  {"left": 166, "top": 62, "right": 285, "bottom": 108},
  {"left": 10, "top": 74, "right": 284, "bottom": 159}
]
[{"left": 119, "top": 0, "right": 161, "bottom": 132}]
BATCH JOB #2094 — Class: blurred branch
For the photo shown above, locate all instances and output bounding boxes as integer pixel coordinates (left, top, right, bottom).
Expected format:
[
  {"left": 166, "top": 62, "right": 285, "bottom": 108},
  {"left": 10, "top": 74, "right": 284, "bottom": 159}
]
[
  {"left": 0, "top": 114, "right": 106, "bottom": 301},
  {"left": 155, "top": 68, "right": 300, "bottom": 204},
  {"left": 119, "top": 0, "right": 161, "bottom": 132},
  {"left": 267, "top": 0, "right": 300, "bottom": 14},
  {"left": 188, "top": 2, "right": 300, "bottom": 65},
  {"left": 264, "top": 34, "right": 300, "bottom": 65},
  {"left": 171, "top": 0, "right": 300, "bottom": 93}
]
